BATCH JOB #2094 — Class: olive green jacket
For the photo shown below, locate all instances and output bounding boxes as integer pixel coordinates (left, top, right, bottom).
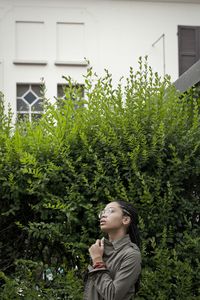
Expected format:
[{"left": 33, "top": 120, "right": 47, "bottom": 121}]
[{"left": 84, "top": 235, "right": 141, "bottom": 300}]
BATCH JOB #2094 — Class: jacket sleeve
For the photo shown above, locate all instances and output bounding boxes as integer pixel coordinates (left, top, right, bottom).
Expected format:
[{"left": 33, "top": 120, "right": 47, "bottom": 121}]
[{"left": 88, "top": 250, "right": 141, "bottom": 300}]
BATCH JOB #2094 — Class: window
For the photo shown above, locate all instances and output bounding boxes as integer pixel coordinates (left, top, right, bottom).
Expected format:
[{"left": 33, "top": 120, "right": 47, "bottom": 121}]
[
  {"left": 57, "top": 84, "right": 84, "bottom": 109},
  {"left": 178, "top": 25, "right": 200, "bottom": 76},
  {"left": 56, "top": 22, "right": 85, "bottom": 62},
  {"left": 17, "top": 84, "right": 43, "bottom": 122},
  {"left": 15, "top": 21, "right": 45, "bottom": 62}
]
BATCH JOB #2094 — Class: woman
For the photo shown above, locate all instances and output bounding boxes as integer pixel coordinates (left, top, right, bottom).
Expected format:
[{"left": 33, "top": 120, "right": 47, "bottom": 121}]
[{"left": 84, "top": 200, "right": 141, "bottom": 300}]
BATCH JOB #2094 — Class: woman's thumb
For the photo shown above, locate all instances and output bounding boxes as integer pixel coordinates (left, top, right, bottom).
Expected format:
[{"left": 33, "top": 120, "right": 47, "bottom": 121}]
[{"left": 101, "top": 237, "right": 104, "bottom": 249}]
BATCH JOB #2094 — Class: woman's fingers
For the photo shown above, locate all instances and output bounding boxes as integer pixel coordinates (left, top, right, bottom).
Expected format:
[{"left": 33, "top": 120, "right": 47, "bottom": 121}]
[{"left": 95, "top": 239, "right": 101, "bottom": 246}]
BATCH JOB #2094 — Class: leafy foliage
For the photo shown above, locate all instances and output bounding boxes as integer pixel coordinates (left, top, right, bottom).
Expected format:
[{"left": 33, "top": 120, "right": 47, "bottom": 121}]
[{"left": 0, "top": 57, "right": 199, "bottom": 299}]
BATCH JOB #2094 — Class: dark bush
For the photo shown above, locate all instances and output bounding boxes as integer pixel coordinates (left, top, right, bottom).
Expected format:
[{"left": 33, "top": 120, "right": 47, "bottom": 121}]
[{"left": 0, "top": 57, "right": 199, "bottom": 299}]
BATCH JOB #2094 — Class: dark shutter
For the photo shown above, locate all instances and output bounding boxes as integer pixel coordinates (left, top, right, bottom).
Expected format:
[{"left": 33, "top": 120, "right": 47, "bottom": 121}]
[{"left": 178, "top": 25, "right": 200, "bottom": 76}]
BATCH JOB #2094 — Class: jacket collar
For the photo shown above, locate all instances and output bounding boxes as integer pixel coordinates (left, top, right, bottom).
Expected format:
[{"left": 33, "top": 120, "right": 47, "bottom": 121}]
[{"left": 104, "top": 234, "right": 131, "bottom": 251}]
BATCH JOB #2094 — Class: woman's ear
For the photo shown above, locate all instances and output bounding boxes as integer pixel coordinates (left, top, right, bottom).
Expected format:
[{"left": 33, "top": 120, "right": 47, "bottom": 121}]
[{"left": 122, "top": 215, "right": 131, "bottom": 226}]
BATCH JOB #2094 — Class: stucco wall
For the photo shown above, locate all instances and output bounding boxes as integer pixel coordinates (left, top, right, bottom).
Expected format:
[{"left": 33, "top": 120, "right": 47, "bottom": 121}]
[{"left": 0, "top": 0, "right": 200, "bottom": 116}]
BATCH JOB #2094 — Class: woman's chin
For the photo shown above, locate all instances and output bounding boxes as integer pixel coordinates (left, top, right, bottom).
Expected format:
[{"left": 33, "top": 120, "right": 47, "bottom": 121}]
[{"left": 100, "top": 224, "right": 108, "bottom": 230}]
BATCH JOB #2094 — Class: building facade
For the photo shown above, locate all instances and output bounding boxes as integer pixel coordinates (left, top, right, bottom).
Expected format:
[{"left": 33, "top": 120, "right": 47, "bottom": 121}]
[{"left": 1, "top": 0, "right": 200, "bottom": 120}]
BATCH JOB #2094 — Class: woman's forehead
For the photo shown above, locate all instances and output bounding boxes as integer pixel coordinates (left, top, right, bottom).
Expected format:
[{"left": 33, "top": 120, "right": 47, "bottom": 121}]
[{"left": 105, "top": 202, "right": 120, "bottom": 210}]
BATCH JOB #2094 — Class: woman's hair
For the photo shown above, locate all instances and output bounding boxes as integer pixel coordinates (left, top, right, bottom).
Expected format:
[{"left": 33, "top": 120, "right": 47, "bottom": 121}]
[
  {"left": 115, "top": 200, "right": 141, "bottom": 294},
  {"left": 115, "top": 200, "right": 140, "bottom": 249}
]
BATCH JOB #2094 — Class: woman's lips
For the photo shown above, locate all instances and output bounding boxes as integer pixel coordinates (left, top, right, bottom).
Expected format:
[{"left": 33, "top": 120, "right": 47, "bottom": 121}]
[{"left": 100, "top": 219, "right": 106, "bottom": 225}]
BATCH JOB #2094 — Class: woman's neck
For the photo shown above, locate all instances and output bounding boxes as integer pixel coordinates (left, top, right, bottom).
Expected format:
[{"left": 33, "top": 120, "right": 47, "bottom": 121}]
[{"left": 108, "top": 230, "right": 126, "bottom": 242}]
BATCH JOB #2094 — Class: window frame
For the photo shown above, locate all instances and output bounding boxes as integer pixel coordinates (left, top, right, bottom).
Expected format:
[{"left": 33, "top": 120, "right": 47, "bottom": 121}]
[{"left": 16, "top": 83, "right": 44, "bottom": 122}]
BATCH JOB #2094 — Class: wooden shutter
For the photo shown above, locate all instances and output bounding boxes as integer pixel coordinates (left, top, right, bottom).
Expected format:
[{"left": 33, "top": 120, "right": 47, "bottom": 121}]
[{"left": 178, "top": 26, "right": 200, "bottom": 76}]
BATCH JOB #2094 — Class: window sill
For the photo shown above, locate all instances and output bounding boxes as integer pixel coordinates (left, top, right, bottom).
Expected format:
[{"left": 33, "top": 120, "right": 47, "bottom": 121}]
[
  {"left": 55, "top": 60, "right": 89, "bottom": 66},
  {"left": 13, "top": 60, "right": 48, "bottom": 65}
]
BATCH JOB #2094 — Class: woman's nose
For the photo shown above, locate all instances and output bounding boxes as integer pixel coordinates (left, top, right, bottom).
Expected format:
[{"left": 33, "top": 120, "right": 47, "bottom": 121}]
[{"left": 101, "top": 212, "right": 108, "bottom": 219}]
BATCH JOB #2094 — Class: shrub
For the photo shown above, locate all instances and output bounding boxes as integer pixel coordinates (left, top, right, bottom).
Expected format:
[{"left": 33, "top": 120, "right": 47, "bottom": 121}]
[{"left": 0, "top": 57, "right": 199, "bottom": 299}]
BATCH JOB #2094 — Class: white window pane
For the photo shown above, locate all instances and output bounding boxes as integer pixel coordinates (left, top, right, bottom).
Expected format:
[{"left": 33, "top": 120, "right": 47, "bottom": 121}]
[
  {"left": 57, "top": 22, "right": 85, "bottom": 61},
  {"left": 15, "top": 21, "right": 45, "bottom": 60}
]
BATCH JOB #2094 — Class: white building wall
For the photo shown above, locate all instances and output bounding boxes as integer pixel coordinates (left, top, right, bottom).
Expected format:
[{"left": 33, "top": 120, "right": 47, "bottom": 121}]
[{"left": 0, "top": 0, "right": 200, "bottom": 117}]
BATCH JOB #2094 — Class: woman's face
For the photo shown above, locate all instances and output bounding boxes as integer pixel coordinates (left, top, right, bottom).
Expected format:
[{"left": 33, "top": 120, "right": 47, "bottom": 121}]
[{"left": 99, "top": 202, "right": 128, "bottom": 233}]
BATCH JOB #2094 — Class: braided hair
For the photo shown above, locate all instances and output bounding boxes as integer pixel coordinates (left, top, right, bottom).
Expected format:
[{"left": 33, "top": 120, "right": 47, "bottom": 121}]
[
  {"left": 115, "top": 200, "right": 140, "bottom": 248},
  {"left": 115, "top": 200, "right": 141, "bottom": 293}
]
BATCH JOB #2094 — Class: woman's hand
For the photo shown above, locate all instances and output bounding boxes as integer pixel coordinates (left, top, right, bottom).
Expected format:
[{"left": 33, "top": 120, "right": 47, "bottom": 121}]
[{"left": 89, "top": 239, "right": 104, "bottom": 264}]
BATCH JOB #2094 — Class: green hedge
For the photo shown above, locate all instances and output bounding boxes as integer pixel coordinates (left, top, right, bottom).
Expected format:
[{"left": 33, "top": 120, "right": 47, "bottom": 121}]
[{"left": 0, "top": 57, "right": 199, "bottom": 299}]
